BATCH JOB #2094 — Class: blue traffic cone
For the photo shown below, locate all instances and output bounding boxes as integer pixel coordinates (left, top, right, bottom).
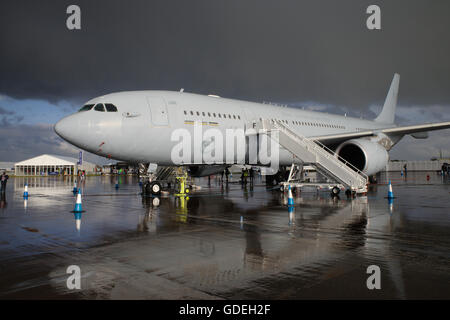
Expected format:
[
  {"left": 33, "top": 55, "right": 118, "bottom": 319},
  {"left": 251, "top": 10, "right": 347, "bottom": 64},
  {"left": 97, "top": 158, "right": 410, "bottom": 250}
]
[
  {"left": 287, "top": 185, "right": 294, "bottom": 206},
  {"left": 23, "top": 184, "right": 29, "bottom": 199},
  {"left": 387, "top": 180, "right": 394, "bottom": 199},
  {"left": 74, "top": 189, "right": 83, "bottom": 212}
]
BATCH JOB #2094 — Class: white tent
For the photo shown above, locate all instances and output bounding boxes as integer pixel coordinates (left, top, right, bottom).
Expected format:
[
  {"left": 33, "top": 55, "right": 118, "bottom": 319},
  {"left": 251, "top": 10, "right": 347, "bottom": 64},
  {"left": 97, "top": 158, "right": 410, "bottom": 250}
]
[{"left": 14, "top": 154, "right": 96, "bottom": 176}]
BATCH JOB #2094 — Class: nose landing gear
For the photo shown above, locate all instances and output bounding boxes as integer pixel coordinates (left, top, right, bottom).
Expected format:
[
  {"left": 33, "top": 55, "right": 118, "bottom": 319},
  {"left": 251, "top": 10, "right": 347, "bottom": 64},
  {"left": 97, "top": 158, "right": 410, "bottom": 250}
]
[{"left": 145, "top": 181, "right": 162, "bottom": 196}]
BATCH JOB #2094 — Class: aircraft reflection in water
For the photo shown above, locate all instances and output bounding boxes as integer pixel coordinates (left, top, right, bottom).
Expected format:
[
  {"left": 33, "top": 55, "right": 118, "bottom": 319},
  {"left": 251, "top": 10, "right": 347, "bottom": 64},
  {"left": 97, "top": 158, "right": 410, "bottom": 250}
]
[{"left": 136, "top": 187, "right": 405, "bottom": 298}]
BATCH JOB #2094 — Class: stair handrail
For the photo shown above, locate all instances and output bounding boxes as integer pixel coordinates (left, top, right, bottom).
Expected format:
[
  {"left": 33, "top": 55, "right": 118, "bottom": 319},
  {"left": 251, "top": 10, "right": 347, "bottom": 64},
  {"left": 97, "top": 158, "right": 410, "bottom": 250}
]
[{"left": 269, "top": 120, "right": 368, "bottom": 184}]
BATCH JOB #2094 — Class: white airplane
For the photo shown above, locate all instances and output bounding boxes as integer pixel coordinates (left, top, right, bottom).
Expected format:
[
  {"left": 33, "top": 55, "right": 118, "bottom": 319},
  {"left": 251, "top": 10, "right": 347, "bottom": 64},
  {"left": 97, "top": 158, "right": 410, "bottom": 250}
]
[{"left": 55, "top": 74, "right": 450, "bottom": 185}]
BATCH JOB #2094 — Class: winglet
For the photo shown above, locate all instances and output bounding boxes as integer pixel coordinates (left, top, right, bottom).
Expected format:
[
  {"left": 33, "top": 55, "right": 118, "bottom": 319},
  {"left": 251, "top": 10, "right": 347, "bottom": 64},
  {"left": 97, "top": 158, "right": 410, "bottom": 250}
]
[{"left": 375, "top": 73, "right": 400, "bottom": 124}]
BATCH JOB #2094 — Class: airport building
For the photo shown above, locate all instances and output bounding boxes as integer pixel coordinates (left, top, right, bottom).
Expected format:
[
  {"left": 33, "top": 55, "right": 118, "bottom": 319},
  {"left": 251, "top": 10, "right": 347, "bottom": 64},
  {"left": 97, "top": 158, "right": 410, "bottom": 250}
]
[
  {"left": 0, "top": 162, "right": 15, "bottom": 174},
  {"left": 14, "top": 154, "right": 96, "bottom": 176},
  {"left": 384, "top": 159, "right": 449, "bottom": 172}
]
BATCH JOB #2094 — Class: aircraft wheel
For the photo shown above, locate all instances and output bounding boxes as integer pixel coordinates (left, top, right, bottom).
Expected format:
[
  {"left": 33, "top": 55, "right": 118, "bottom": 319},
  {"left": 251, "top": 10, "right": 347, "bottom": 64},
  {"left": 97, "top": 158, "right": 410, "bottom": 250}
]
[
  {"left": 149, "top": 181, "right": 162, "bottom": 195},
  {"left": 331, "top": 186, "right": 340, "bottom": 196}
]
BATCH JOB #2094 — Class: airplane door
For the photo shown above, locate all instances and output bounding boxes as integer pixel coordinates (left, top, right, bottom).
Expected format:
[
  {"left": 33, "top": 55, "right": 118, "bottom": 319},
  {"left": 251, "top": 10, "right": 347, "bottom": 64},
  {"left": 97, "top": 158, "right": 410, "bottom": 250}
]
[{"left": 147, "top": 96, "right": 169, "bottom": 126}]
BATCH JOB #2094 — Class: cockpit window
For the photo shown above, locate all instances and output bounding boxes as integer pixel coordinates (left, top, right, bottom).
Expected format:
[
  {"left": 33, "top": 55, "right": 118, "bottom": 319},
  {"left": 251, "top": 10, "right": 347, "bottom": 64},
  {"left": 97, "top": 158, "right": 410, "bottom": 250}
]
[
  {"left": 78, "top": 104, "right": 94, "bottom": 112},
  {"left": 94, "top": 103, "right": 105, "bottom": 112},
  {"left": 105, "top": 103, "right": 118, "bottom": 112}
]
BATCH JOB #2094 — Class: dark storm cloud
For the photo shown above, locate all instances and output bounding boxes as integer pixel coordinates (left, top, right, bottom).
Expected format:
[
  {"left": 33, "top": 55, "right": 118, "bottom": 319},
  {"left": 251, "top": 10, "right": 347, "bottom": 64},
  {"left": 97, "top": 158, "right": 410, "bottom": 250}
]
[
  {"left": 0, "top": 122, "right": 108, "bottom": 163},
  {"left": 0, "top": 106, "right": 14, "bottom": 115},
  {"left": 1, "top": 0, "right": 450, "bottom": 109},
  {"left": 0, "top": 105, "right": 23, "bottom": 126}
]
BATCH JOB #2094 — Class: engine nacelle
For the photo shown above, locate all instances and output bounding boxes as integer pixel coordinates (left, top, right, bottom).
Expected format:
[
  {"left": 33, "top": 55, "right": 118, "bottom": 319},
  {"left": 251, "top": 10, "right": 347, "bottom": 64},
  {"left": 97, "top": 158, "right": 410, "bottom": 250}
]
[{"left": 335, "top": 138, "right": 389, "bottom": 176}]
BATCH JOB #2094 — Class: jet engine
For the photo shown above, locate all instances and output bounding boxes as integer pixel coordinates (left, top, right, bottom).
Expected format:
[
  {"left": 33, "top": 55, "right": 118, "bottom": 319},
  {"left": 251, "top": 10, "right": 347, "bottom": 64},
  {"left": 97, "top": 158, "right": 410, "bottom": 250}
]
[{"left": 335, "top": 138, "right": 389, "bottom": 176}]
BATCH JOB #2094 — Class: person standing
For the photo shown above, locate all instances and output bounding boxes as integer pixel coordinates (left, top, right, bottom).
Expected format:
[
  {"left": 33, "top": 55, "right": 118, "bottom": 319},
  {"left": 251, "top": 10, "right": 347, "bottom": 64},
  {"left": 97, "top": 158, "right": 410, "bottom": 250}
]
[
  {"left": 249, "top": 167, "right": 255, "bottom": 184},
  {"left": 1, "top": 172, "right": 9, "bottom": 192}
]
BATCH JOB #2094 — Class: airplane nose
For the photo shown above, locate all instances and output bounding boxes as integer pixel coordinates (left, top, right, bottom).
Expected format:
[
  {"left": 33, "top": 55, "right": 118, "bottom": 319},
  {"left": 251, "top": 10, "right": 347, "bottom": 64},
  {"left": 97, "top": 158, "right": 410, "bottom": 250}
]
[{"left": 54, "top": 116, "right": 77, "bottom": 141}]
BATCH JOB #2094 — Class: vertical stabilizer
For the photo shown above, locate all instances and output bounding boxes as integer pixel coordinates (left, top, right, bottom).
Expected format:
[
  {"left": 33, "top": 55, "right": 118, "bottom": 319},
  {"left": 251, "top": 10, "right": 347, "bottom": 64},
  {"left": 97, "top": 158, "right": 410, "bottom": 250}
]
[{"left": 375, "top": 73, "right": 400, "bottom": 124}]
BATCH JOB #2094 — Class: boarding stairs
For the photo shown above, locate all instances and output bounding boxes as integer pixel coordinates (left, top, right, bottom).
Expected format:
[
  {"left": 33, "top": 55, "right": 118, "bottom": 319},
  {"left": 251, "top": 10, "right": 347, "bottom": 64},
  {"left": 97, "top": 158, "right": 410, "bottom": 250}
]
[
  {"left": 248, "top": 119, "right": 368, "bottom": 193},
  {"left": 155, "top": 166, "right": 177, "bottom": 181}
]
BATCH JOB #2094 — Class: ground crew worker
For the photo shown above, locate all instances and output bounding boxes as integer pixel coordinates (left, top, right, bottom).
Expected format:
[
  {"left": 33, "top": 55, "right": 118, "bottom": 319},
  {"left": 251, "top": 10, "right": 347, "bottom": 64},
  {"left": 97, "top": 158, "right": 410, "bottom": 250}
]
[{"left": 1, "top": 172, "right": 9, "bottom": 192}]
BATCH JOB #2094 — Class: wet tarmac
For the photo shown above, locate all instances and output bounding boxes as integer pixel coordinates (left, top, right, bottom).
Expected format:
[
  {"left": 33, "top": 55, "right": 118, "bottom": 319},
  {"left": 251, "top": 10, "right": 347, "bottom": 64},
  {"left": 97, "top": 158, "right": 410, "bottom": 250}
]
[{"left": 0, "top": 172, "right": 449, "bottom": 299}]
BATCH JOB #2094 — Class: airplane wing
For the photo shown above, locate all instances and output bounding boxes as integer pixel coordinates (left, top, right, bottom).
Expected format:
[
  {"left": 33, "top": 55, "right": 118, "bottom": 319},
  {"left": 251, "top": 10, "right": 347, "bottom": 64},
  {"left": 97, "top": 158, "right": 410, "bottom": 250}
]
[
  {"left": 312, "top": 121, "right": 450, "bottom": 145},
  {"left": 380, "top": 121, "right": 450, "bottom": 135}
]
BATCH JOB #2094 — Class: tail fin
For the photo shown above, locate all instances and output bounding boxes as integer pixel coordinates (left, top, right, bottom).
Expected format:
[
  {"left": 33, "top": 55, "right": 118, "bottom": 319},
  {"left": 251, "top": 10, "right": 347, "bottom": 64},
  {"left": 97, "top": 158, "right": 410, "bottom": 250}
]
[{"left": 375, "top": 73, "right": 400, "bottom": 124}]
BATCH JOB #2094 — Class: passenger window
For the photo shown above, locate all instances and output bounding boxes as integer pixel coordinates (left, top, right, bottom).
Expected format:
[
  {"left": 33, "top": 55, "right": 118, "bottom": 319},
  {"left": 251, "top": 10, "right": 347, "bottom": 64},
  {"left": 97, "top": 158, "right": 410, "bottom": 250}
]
[
  {"left": 78, "top": 104, "right": 94, "bottom": 112},
  {"left": 94, "top": 103, "right": 105, "bottom": 112},
  {"left": 238, "top": 115, "right": 241, "bottom": 120},
  {"left": 196, "top": 111, "right": 200, "bottom": 116},
  {"left": 184, "top": 110, "right": 187, "bottom": 115},
  {"left": 218, "top": 114, "right": 222, "bottom": 118},
  {"left": 208, "top": 112, "right": 211, "bottom": 117},
  {"left": 202, "top": 112, "right": 205, "bottom": 116},
  {"left": 233, "top": 115, "right": 236, "bottom": 119},
  {"left": 105, "top": 103, "right": 118, "bottom": 112},
  {"left": 190, "top": 111, "right": 193, "bottom": 115},
  {"left": 213, "top": 113, "right": 216, "bottom": 117},
  {"left": 228, "top": 114, "right": 231, "bottom": 119}
]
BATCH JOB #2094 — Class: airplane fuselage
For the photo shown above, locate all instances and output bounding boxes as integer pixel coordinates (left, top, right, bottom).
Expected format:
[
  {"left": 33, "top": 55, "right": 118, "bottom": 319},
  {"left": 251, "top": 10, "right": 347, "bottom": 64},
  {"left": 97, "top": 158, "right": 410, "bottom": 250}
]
[{"left": 54, "top": 90, "right": 396, "bottom": 168}]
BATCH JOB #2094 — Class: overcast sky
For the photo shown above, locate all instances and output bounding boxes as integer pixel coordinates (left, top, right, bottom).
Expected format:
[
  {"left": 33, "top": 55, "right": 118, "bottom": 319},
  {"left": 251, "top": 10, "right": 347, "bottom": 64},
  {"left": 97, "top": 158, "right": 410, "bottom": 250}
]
[{"left": 1, "top": 0, "right": 450, "bottom": 163}]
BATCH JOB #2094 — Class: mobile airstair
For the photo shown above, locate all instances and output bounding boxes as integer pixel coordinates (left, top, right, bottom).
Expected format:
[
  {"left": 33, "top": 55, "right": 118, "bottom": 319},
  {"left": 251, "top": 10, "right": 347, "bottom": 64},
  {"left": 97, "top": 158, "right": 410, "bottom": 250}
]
[{"left": 247, "top": 119, "right": 368, "bottom": 194}]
